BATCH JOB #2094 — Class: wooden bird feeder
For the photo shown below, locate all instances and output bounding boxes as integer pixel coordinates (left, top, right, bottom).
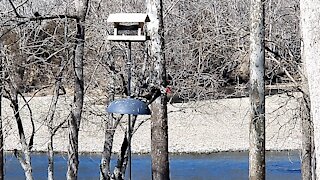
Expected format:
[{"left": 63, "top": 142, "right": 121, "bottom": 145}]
[{"left": 107, "top": 13, "right": 150, "bottom": 42}]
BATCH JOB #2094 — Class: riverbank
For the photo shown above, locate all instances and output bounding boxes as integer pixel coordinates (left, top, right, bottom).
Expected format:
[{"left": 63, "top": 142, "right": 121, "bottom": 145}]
[{"left": 2, "top": 93, "right": 302, "bottom": 153}]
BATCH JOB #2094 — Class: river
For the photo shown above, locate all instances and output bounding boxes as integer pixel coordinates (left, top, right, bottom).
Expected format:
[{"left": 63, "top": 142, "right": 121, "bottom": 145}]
[{"left": 5, "top": 151, "right": 301, "bottom": 180}]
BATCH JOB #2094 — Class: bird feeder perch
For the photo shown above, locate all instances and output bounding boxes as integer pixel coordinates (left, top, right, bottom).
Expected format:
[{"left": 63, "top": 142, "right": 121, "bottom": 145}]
[{"left": 107, "top": 13, "right": 150, "bottom": 42}]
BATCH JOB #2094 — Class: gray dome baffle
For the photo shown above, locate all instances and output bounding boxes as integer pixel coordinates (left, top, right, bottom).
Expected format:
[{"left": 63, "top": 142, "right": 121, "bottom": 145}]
[{"left": 106, "top": 98, "right": 151, "bottom": 115}]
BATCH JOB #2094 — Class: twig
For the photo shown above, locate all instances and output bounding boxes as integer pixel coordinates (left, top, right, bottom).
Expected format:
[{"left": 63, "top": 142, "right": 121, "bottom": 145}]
[{"left": 8, "top": 0, "right": 24, "bottom": 18}]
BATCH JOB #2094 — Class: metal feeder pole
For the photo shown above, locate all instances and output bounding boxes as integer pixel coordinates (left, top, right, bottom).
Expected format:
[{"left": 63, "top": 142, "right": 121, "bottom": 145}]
[{"left": 127, "top": 41, "right": 132, "bottom": 180}]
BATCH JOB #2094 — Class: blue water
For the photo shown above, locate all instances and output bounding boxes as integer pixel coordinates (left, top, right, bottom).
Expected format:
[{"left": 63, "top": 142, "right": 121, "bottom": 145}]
[{"left": 4, "top": 151, "right": 301, "bottom": 180}]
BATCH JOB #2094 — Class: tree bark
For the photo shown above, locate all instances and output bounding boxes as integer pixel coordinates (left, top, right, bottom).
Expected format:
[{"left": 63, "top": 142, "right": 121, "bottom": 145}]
[
  {"left": 100, "top": 43, "right": 119, "bottom": 180},
  {"left": 47, "top": 64, "right": 67, "bottom": 180},
  {"left": 100, "top": 102, "right": 117, "bottom": 180},
  {"left": 100, "top": 126, "right": 116, "bottom": 180},
  {"left": 0, "top": 42, "right": 3, "bottom": 180},
  {"left": 146, "top": 0, "right": 170, "bottom": 179},
  {"left": 112, "top": 134, "right": 129, "bottom": 180},
  {"left": 300, "top": 1, "right": 320, "bottom": 178},
  {"left": 249, "top": 0, "right": 265, "bottom": 179},
  {"left": 9, "top": 90, "right": 33, "bottom": 180},
  {"left": 300, "top": 83, "right": 315, "bottom": 180},
  {"left": 48, "top": 135, "right": 54, "bottom": 180},
  {"left": 67, "top": 1, "right": 89, "bottom": 179},
  {"left": 300, "top": 18, "right": 315, "bottom": 179}
]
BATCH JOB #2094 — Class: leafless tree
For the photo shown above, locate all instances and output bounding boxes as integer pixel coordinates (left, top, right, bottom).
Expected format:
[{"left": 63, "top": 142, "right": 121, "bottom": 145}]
[
  {"left": 0, "top": 42, "right": 3, "bottom": 180},
  {"left": 0, "top": 0, "right": 309, "bottom": 179},
  {"left": 297, "top": 1, "right": 315, "bottom": 178},
  {"left": 42, "top": 19, "right": 72, "bottom": 180},
  {"left": 99, "top": 44, "right": 122, "bottom": 180},
  {"left": 300, "top": 0, "right": 320, "bottom": 178},
  {"left": 2, "top": 53, "right": 35, "bottom": 180},
  {"left": 0, "top": 13, "right": 37, "bottom": 180},
  {"left": 146, "top": 0, "right": 170, "bottom": 179},
  {"left": 249, "top": 0, "right": 265, "bottom": 179},
  {"left": 67, "top": 0, "right": 89, "bottom": 179},
  {"left": 299, "top": 66, "right": 315, "bottom": 180},
  {"left": 0, "top": 1, "right": 88, "bottom": 179}
]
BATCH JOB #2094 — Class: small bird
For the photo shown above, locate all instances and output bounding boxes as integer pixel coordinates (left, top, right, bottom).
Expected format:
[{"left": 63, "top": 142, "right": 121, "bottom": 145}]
[
  {"left": 141, "top": 85, "right": 171, "bottom": 105},
  {"left": 34, "top": 12, "right": 41, "bottom": 17},
  {"left": 139, "top": 74, "right": 172, "bottom": 105},
  {"left": 33, "top": 12, "right": 42, "bottom": 25}
]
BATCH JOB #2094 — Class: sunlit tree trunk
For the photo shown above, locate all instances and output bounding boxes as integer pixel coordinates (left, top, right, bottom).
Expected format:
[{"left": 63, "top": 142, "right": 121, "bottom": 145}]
[
  {"left": 146, "top": 0, "right": 170, "bottom": 179},
  {"left": 300, "top": 73, "right": 315, "bottom": 180},
  {"left": 300, "top": 16, "right": 315, "bottom": 178},
  {"left": 67, "top": 0, "right": 89, "bottom": 179},
  {"left": 0, "top": 42, "right": 3, "bottom": 180},
  {"left": 249, "top": 0, "right": 265, "bottom": 179},
  {"left": 300, "top": 0, "right": 320, "bottom": 178}
]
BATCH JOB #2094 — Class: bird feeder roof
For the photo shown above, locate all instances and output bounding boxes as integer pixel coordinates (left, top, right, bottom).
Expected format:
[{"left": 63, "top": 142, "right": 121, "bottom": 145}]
[{"left": 107, "top": 13, "right": 150, "bottom": 23}]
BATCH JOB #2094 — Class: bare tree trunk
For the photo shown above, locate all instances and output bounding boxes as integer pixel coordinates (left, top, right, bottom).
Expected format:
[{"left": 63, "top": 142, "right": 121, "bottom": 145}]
[
  {"left": 67, "top": 1, "right": 89, "bottom": 179},
  {"left": 300, "top": 1, "right": 320, "bottom": 178},
  {"left": 146, "top": 0, "right": 170, "bottom": 179},
  {"left": 100, "top": 46, "right": 118, "bottom": 180},
  {"left": 300, "top": 82, "right": 315, "bottom": 180},
  {"left": 9, "top": 89, "right": 33, "bottom": 180},
  {"left": 100, "top": 101, "right": 118, "bottom": 180},
  {"left": 47, "top": 17, "right": 69, "bottom": 180},
  {"left": 67, "top": 26, "right": 83, "bottom": 179},
  {"left": 249, "top": 0, "right": 265, "bottom": 179},
  {"left": 48, "top": 135, "right": 54, "bottom": 180},
  {"left": 300, "top": 20, "right": 315, "bottom": 178},
  {"left": 100, "top": 124, "right": 116, "bottom": 180},
  {"left": 0, "top": 42, "right": 4, "bottom": 180},
  {"left": 112, "top": 133, "right": 128, "bottom": 180},
  {"left": 111, "top": 117, "right": 139, "bottom": 180},
  {"left": 47, "top": 66, "right": 67, "bottom": 180}
]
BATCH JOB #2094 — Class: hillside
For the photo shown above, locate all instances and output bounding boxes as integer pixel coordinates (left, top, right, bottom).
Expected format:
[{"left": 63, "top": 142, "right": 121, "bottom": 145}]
[{"left": 2, "top": 93, "right": 301, "bottom": 153}]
